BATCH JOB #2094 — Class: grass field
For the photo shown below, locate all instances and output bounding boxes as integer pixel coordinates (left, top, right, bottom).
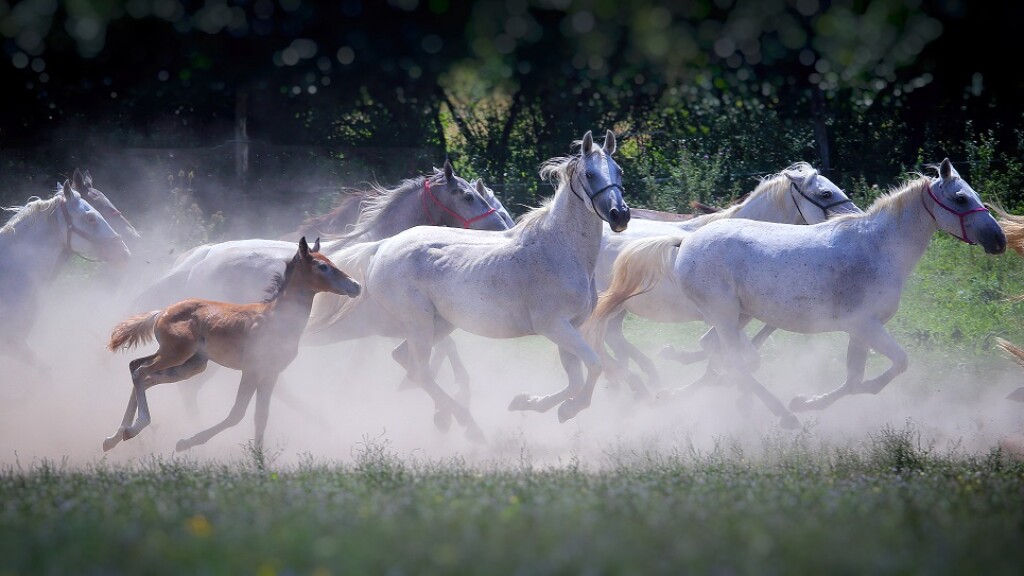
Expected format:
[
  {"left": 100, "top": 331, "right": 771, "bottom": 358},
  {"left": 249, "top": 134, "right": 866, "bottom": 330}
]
[{"left": 3, "top": 234, "right": 1024, "bottom": 575}]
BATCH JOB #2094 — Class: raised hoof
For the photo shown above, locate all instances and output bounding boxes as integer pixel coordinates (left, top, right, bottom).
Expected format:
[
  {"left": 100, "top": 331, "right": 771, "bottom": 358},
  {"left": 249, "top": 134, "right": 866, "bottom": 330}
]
[
  {"left": 433, "top": 409, "right": 453, "bottom": 433},
  {"left": 508, "top": 393, "right": 532, "bottom": 411},
  {"left": 788, "top": 395, "right": 814, "bottom": 413},
  {"left": 780, "top": 414, "right": 801, "bottom": 430},
  {"left": 175, "top": 439, "right": 192, "bottom": 452},
  {"left": 102, "top": 436, "right": 119, "bottom": 452},
  {"left": 1006, "top": 387, "right": 1024, "bottom": 403}
]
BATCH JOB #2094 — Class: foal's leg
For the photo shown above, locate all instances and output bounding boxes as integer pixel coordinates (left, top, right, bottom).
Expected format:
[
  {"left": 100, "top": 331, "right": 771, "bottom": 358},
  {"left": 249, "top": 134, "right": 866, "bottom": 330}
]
[
  {"left": 789, "top": 325, "right": 906, "bottom": 412},
  {"left": 103, "top": 352, "right": 208, "bottom": 451},
  {"left": 175, "top": 370, "right": 260, "bottom": 452},
  {"left": 252, "top": 374, "right": 281, "bottom": 452}
]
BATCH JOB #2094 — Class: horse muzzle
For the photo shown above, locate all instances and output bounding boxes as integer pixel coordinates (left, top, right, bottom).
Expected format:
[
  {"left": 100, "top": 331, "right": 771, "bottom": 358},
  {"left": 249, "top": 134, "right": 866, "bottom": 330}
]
[{"left": 607, "top": 206, "right": 630, "bottom": 233}]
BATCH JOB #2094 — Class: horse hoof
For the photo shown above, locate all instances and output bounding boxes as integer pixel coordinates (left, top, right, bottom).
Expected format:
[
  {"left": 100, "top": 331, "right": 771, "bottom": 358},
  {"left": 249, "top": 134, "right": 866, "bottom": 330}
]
[
  {"left": 780, "top": 414, "right": 801, "bottom": 430},
  {"left": 557, "top": 401, "right": 579, "bottom": 423},
  {"left": 175, "top": 439, "right": 191, "bottom": 452},
  {"left": 102, "top": 437, "right": 119, "bottom": 452},
  {"left": 788, "top": 395, "right": 812, "bottom": 413},
  {"left": 1006, "top": 387, "right": 1024, "bottom": 403},
  {"left": 508, "top": 393, "right": 532, "bottom": 411},
  {"left": 433, "top": 410, "right": 453, "bottom": 433}
]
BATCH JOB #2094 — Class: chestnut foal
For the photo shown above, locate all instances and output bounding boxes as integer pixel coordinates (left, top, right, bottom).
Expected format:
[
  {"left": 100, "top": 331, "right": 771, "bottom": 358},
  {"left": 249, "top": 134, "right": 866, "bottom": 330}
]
[{"left": 103, "top": 237, "right": 360, "bottom": 452}]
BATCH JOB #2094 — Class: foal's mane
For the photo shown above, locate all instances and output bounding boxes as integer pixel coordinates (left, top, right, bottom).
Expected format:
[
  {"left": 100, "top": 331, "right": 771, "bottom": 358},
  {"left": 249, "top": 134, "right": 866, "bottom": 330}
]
[
  {"left": 0, "top": 194, "right": 60, "bottom": 236},
  {"left": 262, "top": 256, "right": 297, "bottom": 303}
]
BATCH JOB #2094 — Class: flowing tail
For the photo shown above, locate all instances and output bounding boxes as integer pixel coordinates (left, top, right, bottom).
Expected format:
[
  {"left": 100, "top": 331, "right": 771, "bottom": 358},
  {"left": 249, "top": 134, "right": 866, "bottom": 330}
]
[
  {"left": 108, "top": 310, "right": 162, "bottom": 352},
  {"left": 582, "top": 235, "right": 684, "bottom": 354},
  {"left": 994, "top": 337, "right": 1024, "bottom": 403},
  {"left": 307, "top": 239, "right": 385, "bottom": 333},
  {"left": 992, "top": 206, "right": 1024, "bottom": 257}
]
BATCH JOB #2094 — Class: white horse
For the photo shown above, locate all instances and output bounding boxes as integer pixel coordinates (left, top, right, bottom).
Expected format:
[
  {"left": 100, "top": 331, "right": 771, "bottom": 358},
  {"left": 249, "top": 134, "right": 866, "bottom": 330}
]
[
  {"left": 317, "top": 130, "right": 630, "bottom": 439},
  {"left": 589, "top": 159, "right": 1005, "bottom": 427},
  {"left": 594, "top": 163, "right": 861, "bottom": 396},
  {"left": 1, "top": 181, "right": 131, "bottom": 372},
  {"left": 128, "top": 161, "right": 511, "bottom": 416}
]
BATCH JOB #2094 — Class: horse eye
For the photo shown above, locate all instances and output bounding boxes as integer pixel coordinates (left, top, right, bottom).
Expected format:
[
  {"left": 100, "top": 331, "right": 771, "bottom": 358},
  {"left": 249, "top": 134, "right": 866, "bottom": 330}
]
[
  {"left": 820, "top": 190, "right": 832, "bottom": 199},
  {"left": 86, "top": 213, "right": 98, "bottom": 224},
  {"left": 318, "top": 263, "right": 328, "bottom": 270},
  {"left": 585, "top": 171, "right": 594, "bottom": 179},
  {"left": 955, "top": 194, "right": 968, "bottom": 204}
]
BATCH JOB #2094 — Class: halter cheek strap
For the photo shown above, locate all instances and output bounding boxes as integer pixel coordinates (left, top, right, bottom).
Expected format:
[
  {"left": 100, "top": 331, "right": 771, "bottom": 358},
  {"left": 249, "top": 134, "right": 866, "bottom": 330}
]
[
  {"left": 790, "top": 182, "right": 855, "bottom": 222},
  {"left": 421, "top": 179, "right": 497, "bottom": 228},
  {"left": 920, "top": 181, "right": 988, "bottom": 245},
  {"left": 59, "top": 197, "right": 103, "bottom": 262}
]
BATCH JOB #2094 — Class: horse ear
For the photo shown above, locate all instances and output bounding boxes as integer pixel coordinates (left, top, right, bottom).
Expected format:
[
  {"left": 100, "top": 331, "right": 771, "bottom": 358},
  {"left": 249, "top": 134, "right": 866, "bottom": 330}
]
[
  {"left": 83, "top": 170, "right": 93, "bottom": 188},
  {"left": 61, "top": 179, "right": 77, "bottom": 200},
  {"left": 602, "top": 130, "right": 616, "bottom": 155},
  {"left": 784, "top": 166, "right": 814, "bottom": 190},
  {"left": 312, "top": 237, "right": 321, "bottom": 252},
  {"left": 73, "top": 168, "right": 86, "bottom": 191},
  {"left": 581, "top": 131, "right": 594, "bottom": 155},
  {"left": 939, "top": 158, "right": 955, "bottom": 181},
  {"left": 475, "top": 179, "right": 487, "bottom": 196},
  {"left": 443, "top": 159, "right": 455, "bottom": 183},
  {"left": 298, "top": 236, "right": 311, "bottom": 260}
]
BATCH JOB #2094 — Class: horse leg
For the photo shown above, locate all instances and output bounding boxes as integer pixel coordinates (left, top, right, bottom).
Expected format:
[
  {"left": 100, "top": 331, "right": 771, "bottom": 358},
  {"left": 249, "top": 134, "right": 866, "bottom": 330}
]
[
  {"left": 104, "top": 351, "right": 208, "bottom": 451},
  {"left": 603, "top": 310, "right": 656, "bottom": 400},
  {"left": 790, "top": 325, "right": 906, "bottom": 412},
  {"left": 710, "top": 315, "right": 800, "bottom": 429},
  {"left": 252, "top": 374, "right": 281, "bottom": 452},
  {"left": 176, "top": 370, "right": 260, "bottom": 452},
  {"left": 435, "top": 334, "right": 472, "bottom": 406},
  {"left": 408, "top": 333, "right": 486, "bottom": 443}
]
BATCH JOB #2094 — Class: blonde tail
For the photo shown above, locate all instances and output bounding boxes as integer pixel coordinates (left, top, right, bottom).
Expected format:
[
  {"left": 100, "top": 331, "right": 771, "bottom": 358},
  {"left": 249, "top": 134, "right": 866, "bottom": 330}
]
[
  {"left": 308, "top": 239, "right": 384, "bottom": 333},
  {"left": 108, "top": 310, "right": 162, "bottom": 352},
  {"left": 582, "top": 235, "right": 684, "bottom": 352},
  {"left": 992, "top": 206, "right": 1024, "bottom": 257}
]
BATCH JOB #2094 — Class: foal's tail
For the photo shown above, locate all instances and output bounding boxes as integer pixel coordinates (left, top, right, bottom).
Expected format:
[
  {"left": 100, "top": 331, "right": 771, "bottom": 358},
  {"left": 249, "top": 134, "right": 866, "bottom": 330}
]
[
  {"left": 108, "top": 310, "right": 162, "bottom": 352},
  {"left": 582, "top": 235, "right": 684, "bottom": 350},
  {"left": 307, "top": 239, "right": 384, "bottom": 332},
  {"left": 992, "top": 206, "right": 1024, "bottom": 257}
]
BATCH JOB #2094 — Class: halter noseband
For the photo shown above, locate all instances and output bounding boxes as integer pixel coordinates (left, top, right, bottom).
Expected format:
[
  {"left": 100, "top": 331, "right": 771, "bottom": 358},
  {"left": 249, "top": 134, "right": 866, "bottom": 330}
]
[
  {"left": 920, "top": 180, "right": 988, "bottom": 245},
  {"left": 790, "top": 181, "right": 854, "bottom": 223},
  {"left": 421, "top": 179, "right": 497, "bottom": 228}
]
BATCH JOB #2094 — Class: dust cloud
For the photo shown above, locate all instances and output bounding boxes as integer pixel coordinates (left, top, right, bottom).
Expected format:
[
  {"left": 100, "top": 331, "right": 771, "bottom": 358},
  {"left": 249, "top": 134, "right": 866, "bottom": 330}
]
[{"left": 2, "top": 182, "right": 1023, "bottom": 470}]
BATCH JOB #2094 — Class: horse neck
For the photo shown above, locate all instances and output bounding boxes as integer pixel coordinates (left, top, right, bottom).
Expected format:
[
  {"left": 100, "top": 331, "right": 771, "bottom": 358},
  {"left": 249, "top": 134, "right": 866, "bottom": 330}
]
[
  {"left": 368, "top": 183, "right": 428, "bottom": 240},
  {"left": 860, "top": 182, "right": 938, "bottom": 275},
  {"left": 0, "top": 208, "right": 69, "bottom": 287},
  {"left": 523, "top": 181, "right": 604, "bottom": 269},
  {"left": 262, "top": 278, "right": 318, "bottom": 335}
]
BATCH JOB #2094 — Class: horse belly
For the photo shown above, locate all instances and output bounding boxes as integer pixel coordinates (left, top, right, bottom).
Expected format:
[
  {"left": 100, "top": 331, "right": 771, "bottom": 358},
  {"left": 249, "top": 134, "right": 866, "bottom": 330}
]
[{"left": 623, "top": 280, "right": 700, "bottom": 323}]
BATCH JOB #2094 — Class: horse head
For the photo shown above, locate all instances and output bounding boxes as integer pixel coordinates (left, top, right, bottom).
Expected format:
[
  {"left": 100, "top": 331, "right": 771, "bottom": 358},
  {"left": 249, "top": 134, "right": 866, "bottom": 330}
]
[
  {"left": 292, "top": 236, "right": 361, "bottom": 297},
  {"left": 783, "top": 163, "right": 861, "bottom": 223},
  {"left": 423, "top": 160, "right": 510, "bottom": 231},
  {"left": 57, "top": 179, "right": 131, "bottom": 263},
  {"left": 472, "top": 178, "right": 516, "bottom": 228},
  {"left": 576, "top": 130, "right": 630, "bottom": 232},
  {"left": 926, "top": 158, "right": 1006, "bottom": 254},
  {"left": 72, "top": 168, "right": 141, "bottom": 242}
]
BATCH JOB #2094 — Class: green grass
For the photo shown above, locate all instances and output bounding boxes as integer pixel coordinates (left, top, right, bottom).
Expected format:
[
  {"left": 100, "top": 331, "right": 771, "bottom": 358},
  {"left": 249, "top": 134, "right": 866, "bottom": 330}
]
[{"left": 1, "top": 428, "right": 1022, "bottom": 575}]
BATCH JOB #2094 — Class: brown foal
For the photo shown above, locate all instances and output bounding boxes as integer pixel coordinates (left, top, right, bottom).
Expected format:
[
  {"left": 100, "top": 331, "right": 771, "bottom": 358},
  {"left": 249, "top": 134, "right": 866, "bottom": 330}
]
[{"left": 103, "top": 237, "right": 360, "bottom": 452}]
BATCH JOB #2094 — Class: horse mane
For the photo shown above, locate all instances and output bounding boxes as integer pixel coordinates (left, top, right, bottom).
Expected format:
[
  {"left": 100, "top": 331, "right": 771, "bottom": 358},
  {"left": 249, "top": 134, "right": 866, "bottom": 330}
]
[
  {"left": 863, "top": 174, "right": 928, "bottom": 216},
  {"left": 686, "top": 163, "right": 811, "bottom": 226},
  {"left": 326, "top": 170, "right": 442, "bottom": 242},
  {"left": 262, "top": 256, "right": 297, "bottom": 303},
  {"left": 0, "top": 194, "right": 60, "bottom": 236},
  {"left": 292, "top": 190, "right": 365, "bottom": 238},
  {"left": 518, "top": 152, "right": 589, "bottom": 230}
]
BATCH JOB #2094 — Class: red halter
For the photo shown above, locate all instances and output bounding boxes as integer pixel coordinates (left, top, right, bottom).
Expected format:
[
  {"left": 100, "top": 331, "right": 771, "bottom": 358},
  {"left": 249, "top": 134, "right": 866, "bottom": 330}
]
[
  {"left": 920, "top": 180, "right": 989, "bottom": 245},
  {"left": 421, "top": 179, "right": 496, "bottom": 228}
]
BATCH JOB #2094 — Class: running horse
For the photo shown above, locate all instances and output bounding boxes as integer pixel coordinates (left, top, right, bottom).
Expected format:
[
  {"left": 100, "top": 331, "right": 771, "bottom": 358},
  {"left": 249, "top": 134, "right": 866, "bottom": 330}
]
[{"left": 102, "top": 237, "right": 361, "bottom": 452}]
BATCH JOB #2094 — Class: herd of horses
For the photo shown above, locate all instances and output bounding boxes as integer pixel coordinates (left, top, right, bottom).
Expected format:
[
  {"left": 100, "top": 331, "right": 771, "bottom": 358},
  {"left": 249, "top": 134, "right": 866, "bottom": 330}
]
[{"left": 2, "top": 131, "right": 1023, "bottom": 454}]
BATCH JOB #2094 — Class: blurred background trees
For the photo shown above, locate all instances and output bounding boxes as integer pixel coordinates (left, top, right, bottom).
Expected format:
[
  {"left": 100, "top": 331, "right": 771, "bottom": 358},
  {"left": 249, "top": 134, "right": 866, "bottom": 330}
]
[{"left": 1, "top": 0, "right": 1021, "bottom": 240}]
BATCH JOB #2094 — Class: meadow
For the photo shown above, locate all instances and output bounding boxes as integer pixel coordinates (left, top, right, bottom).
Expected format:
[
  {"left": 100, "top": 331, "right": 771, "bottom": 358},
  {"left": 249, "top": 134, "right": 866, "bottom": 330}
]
[{"left": 2, "top": 231, "right": 1024, "bottom": 575}]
